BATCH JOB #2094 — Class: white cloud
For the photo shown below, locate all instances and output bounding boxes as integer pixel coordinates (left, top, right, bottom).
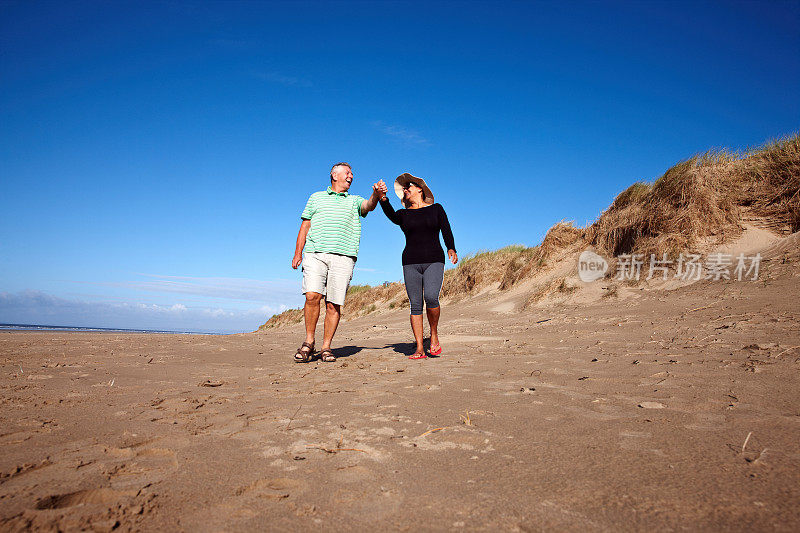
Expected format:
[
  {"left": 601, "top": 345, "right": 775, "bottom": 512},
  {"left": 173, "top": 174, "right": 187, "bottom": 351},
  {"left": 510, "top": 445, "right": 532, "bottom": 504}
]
[
  {"left": 82, "top": 274, "right": 299, "bottom": 304},
  {"left": 372, "top": 120, "right": 431, "bottom": 146},
  {"left": 208, "top": 38, "right": 259, "bottom": 50},
  {"left": 254, "top": 71, "right": 313, "bottom": 88},
  {"left": 0, "top": 291, "right": 280, "bottom": 334}
]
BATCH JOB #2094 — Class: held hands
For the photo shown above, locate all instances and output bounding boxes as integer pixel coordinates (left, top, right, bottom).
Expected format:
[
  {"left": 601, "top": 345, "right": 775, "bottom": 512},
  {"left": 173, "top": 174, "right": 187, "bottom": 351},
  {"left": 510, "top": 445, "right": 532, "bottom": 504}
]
[
  {"left": 448, "top": 249, "right": 458, "bottom": 265},
  {"left": 373, "top": 179, "right": 388, "bottom": 200}
]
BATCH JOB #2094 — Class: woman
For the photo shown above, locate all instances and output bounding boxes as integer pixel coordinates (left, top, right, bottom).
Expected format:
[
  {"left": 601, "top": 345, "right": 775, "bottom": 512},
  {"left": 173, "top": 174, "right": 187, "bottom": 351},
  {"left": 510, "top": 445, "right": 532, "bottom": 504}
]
[{"left": 378, "top": 173, "right": 458, "bottom": 359}]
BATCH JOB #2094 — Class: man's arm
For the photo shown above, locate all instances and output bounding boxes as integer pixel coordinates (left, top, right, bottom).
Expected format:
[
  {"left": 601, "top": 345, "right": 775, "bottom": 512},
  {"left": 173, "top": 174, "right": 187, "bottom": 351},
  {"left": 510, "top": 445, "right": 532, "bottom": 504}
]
[
  {"left": 292, "top": 219, "right": 311, "bottom": 269},
  {"left": 360, "top": 183, "right": 384, "bottom": 215}
]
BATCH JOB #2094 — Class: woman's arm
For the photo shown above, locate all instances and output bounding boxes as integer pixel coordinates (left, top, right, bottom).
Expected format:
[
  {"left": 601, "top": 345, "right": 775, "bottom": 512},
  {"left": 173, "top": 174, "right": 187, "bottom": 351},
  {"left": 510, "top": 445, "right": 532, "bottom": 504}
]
[
  {"left": 379, "top": 197, "right": 402, "bottom": 225},
  {"left": 438, "top": 204, "right": 458, "bottom": 264}
]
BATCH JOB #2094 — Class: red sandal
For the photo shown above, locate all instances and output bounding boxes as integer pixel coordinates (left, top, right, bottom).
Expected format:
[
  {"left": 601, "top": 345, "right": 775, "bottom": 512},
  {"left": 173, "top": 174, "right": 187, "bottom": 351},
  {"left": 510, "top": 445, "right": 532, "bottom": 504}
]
[
  {"left": 410, "top": 351, "right": 427, "bottom": 360},
  {"left": 429, "top": 344, "right": 442, "bottom": 356}
]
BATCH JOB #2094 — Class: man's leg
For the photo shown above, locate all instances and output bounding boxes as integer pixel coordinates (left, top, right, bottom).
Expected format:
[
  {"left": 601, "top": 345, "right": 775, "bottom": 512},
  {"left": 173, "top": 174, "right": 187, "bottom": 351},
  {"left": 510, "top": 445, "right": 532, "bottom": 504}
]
[
  {"left": 298, "top": 252, "right": 327, "bottom": 359},
  {"left": 318, "top": 254, "right": 354, "bottom": 358},
  {"left": 321, "top": 301, "right": 341, "bottom": 351},
  {"left": 304, "top": 291, "right": 323, "bottom": 346}
]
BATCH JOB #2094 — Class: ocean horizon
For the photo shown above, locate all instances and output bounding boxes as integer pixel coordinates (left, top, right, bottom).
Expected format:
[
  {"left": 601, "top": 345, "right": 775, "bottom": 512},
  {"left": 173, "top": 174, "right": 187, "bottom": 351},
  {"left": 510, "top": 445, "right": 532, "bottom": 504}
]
[{"left": 0, "top": 323, "right": 226, "bottom": 335}]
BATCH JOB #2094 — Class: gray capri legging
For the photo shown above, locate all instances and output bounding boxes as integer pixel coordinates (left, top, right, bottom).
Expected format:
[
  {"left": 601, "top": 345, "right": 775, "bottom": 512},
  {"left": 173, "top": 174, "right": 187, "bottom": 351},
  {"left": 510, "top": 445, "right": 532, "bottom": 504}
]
[{"left": 402, "top": 262, "right": 445, "bottom": 315}]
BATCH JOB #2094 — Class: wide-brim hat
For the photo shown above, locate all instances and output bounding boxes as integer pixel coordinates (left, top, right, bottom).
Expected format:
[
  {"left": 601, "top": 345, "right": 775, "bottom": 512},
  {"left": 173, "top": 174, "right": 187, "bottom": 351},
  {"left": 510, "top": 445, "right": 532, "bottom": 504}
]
[{"left": 394, "top": 173, "right": 434, "bottom": 206}]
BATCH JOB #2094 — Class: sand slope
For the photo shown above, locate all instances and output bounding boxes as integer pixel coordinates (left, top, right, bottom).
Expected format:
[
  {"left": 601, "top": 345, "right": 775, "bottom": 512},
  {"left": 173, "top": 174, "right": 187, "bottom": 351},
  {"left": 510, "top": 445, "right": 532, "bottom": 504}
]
[{"left": 1, "top": 236, "right": 799, "bottom": 531}]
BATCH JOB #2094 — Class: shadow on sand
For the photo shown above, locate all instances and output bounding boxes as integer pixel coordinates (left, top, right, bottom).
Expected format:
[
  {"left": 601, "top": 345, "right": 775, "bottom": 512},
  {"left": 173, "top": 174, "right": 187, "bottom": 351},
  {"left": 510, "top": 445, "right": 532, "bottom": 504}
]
[
  {"left": 381, "top": 338, "right": 438, "bottom": 357},
  {"left": 330, "top": 345, "right": 363, "bottom": 358}
]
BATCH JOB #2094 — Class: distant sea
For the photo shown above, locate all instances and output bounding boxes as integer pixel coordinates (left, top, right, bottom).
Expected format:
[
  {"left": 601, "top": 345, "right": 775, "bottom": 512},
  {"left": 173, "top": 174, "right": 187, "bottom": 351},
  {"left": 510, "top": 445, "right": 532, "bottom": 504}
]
[{"left": 0, "top": 323, "right": 220, "bottom": 335}]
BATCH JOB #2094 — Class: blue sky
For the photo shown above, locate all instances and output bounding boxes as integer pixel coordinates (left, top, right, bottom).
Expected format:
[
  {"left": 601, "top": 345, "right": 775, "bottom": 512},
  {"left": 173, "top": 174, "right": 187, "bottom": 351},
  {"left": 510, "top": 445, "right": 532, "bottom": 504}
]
[{"left": 1, "top": 0, "right": 798, "bottom": 333}]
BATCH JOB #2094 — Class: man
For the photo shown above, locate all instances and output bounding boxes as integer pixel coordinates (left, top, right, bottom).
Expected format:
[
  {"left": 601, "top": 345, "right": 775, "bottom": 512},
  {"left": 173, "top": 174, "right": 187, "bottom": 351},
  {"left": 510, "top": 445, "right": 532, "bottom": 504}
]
[{"left": 291, "top": 162, "right": 383, "bottom": 362}]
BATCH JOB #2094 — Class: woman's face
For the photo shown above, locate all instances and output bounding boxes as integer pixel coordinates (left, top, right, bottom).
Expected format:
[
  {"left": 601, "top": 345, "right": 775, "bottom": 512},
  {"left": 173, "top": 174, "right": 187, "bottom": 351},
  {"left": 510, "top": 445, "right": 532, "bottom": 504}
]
[{"left": 403, "top": 183, "right": 423, "bottom": 202}]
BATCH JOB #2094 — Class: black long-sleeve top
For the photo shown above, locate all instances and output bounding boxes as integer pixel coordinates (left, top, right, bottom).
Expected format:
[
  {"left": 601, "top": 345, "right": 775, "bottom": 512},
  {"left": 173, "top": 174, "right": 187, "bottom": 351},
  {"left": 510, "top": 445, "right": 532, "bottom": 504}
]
[{"left": 380, "top": 198, "right": 456, "bottom": 265}]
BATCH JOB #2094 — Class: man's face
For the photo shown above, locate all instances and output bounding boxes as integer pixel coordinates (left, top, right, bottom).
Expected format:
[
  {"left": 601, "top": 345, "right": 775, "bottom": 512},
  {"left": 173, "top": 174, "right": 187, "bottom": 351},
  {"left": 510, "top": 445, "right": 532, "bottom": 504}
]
[{"left": 332, "top": 165, "right": 353, "bottom": 191}]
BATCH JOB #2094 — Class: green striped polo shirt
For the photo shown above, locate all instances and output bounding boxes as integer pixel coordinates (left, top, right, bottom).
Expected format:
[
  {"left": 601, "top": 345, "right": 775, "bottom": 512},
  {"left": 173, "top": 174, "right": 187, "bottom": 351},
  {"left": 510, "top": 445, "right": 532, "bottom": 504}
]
[{"left": 301, "top": 187, "right": 367, "bottom": 257}]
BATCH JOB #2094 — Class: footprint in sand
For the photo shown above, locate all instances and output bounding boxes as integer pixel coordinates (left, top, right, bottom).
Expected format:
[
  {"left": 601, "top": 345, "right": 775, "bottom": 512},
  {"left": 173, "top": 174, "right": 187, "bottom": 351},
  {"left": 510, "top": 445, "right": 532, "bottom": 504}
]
[
  {"left": 684, "top": 411, "right": 726, "bottom": 431},
  {"left": 0, "top": 457, "right": 53, "bottom": 482},
  {"left": 236, "top": 477, "right": 303, "bottom": 499},
  {"left": 0, "top": 419, "right": 59, "bottom": 445},
  {"left": 101, "top": 442, "right": 179, "bottom": 488},
  {"left": 20, "top": 485, "right": 158, "bottom": 532},
  {"left": 184, "top": 478, "right": 305, "bottom": 529},
  {"left": 402, "top": 426, "right": 496, "bottom": 453},
  {"left": 331, "top": 487, "right": 402, "bottom": 521},
  {"left": 619, "top": 430, "right": 651, "bottom": 438},
  {"left": 617, "top": 432, "right": 666, "bottom": 456},
  {"left": 331, "top": 464, "right": 373, "bottom": 483},
  {"left": 35, "top": 487, "right": 138, "bottom": 510}
]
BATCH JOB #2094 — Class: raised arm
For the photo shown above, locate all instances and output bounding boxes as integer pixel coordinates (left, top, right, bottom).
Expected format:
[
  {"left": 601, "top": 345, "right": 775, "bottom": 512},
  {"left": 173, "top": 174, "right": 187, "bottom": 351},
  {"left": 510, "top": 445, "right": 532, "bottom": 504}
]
[
  {"left": 379, "top": 196, "right": 401, "bottom": 225},
  {"left": 292, "top": 219, "right": 311, "bottom": 269},
  {"left": 438, "top": 204, "right": 458, "bottom": 264},
  {"left": 360, "top": 183, "right": 383, "bottom": 215},
  {"left": 374, "top": 179, "right": 400, "bottom": 225}
]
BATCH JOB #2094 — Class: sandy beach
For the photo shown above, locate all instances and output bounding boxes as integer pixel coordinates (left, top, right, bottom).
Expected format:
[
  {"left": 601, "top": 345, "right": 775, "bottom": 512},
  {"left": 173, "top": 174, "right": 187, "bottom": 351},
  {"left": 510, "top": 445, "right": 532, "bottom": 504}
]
[
  {"left": 3, "top": 2, "right": 798, "bottom": 531},
  {"left": 2, "top": 261, "right": 799, "bottom": 531}
]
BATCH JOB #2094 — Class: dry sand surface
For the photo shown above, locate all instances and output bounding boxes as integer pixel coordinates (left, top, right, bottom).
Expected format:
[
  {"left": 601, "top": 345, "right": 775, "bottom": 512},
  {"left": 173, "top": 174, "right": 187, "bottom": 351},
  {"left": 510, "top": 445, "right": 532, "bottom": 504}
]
[{"left": 2, "top": 264, "right": 800, "bottom": 531}]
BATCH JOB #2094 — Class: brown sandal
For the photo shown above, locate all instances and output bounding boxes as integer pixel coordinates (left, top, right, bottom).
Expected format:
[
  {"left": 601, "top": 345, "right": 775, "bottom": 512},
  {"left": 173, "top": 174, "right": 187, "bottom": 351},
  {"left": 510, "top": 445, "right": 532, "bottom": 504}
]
[
  {"left": 294, "top": 341, "right": 315, "bottom": 363},
  {"left": 319, "top": 349, "right": 336, "bottom": 362}
]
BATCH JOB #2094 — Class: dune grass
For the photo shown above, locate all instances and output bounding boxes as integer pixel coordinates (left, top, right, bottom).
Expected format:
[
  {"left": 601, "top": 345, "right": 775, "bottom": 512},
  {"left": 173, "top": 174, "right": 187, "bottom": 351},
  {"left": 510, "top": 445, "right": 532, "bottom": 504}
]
[{"left": 587, "top": 132, "right": 799, "bottom": 259}]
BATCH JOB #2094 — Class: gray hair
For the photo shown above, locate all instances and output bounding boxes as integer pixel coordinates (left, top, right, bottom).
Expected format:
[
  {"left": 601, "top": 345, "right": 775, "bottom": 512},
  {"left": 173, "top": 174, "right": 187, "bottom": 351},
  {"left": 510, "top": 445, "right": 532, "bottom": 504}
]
[{"left": 330, "top": 162, "right": 352, "bottom": 181}]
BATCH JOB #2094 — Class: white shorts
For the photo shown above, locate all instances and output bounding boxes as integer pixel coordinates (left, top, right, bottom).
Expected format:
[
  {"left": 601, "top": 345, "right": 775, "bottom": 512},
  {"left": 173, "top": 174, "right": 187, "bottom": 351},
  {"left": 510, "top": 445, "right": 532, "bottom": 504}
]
[{"left": 301, "top": 252, "right": 356, "bottom": 306}]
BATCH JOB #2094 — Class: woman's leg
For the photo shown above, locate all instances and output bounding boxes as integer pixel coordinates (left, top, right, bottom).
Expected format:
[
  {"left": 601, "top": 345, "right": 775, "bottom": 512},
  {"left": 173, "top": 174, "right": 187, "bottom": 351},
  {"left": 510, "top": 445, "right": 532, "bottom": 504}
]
[
  {"left": 410, "top": 315, "right": 424, "bottom": 355},
  {"left": 422, "top": 263, "right": 445, "bottom": 349},
  {"left": 426, "top": 306, "right": 440, "bottom": 347},
  {"left": 402, "top": 264, "right": 426, "bottom": 354}
]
